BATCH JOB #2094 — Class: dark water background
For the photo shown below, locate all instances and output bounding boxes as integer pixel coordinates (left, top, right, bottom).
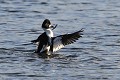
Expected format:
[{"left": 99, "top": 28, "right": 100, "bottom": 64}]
[{"left": 0, "top": 0, "right": 120, "bottom": 80}]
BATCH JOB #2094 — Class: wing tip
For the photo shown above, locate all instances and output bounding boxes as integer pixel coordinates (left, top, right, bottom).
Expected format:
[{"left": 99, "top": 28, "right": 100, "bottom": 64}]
[
  {"left": 78, "top": 28, "right": 84, "bottom": 35},
  {"left": 78, "top": 28, "right": 84, "bottom": 33}
]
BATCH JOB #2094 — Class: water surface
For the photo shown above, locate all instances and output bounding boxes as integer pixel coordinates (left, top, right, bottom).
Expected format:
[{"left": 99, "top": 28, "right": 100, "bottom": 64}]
[{"left": 0, "top": 0, "right": 120, "bottom": 80}]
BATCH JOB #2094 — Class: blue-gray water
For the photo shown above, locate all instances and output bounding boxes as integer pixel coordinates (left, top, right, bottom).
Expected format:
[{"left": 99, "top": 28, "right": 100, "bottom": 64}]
[{"left": 0, "top": 0, "right": 120, "bottom": 80}]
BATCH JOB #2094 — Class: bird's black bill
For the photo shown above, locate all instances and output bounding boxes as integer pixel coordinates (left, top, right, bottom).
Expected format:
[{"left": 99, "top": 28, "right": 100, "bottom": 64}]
[{"left": 51, "top": 24, "right": 57, "bottom": 30}]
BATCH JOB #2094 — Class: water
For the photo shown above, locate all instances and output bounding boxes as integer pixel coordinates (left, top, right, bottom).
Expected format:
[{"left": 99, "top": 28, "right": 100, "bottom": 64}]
[{"left": 0, "top": 0, "right": 120, "bottom": 80}]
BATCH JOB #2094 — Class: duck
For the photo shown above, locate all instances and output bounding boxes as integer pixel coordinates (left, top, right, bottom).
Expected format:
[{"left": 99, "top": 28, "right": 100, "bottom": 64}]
[{"left": 31, "top": 19, "right": 84, "bottom": 58}]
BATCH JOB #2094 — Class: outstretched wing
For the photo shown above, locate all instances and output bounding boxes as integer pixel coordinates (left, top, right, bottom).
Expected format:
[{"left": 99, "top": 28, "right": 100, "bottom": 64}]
[{"left": 52, "top": 29, "right": 84, "bottom": 52}]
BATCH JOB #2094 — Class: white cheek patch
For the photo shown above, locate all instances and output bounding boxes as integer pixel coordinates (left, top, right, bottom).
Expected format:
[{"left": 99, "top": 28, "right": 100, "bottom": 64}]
[{"left": 49, "top": 25, "right": 52, "bottom": 28}]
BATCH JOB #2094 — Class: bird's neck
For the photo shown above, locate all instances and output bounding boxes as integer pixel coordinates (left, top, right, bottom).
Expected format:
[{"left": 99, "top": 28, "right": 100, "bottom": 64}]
[{"left": 43, "top": 28, "right": 53, "bottom": 37}]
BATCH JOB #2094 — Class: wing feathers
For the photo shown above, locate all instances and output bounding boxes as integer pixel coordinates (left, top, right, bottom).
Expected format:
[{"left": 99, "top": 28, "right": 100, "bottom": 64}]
[
  {"left": 52, "top": 37, "right": 64, "bottom": 52},
  {"left": 52, "top": 29, "right": 83, "bottom": 52},
  {"left": 62, "top": 29, "right": 83, "bottom": 45}
]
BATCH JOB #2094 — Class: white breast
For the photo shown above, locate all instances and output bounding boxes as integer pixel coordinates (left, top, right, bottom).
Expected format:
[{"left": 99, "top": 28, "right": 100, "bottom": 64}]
[{"left": 43, "top": 28, "right": 53, "bottom": 37}]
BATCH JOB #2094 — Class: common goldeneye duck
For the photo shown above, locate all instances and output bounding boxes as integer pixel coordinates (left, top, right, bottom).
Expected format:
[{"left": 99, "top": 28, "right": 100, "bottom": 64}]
[{"left": 31, "top": 19, "right": 84, "bottom": 58}]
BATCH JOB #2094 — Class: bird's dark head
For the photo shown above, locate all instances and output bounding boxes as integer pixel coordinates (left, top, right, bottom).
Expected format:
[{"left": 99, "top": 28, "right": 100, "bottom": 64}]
[
  {"left": 42, "top": 19, "right": 52, "bottom": 29},
  {"left": 42, "top": 19, "right": 57, "bottom": 30}
]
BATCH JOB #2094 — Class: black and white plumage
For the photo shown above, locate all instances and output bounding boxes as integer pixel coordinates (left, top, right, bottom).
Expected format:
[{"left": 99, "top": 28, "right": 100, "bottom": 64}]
[{"left": 31, "top": 19, "right": 83, "bottom": 58}]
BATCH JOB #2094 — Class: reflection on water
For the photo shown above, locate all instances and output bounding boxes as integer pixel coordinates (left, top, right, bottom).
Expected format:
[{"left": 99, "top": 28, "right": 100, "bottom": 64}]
[{"left": 0, "top": 0, "right": 120, "bottom": 80}]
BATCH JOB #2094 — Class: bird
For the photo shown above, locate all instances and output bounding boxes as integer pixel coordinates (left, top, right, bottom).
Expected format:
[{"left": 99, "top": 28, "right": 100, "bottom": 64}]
[{"left": 31, "top": 19, "right": 84, "bottom": 58}]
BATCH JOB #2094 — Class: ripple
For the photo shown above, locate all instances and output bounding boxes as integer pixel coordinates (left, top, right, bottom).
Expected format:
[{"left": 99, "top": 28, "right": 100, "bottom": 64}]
[
  {"left": 81, "top": 56, "right": 105, "bottom": 62},
  {"left": 0, "top": 73, "right": 22, "bottom": 76},
  {"left": 40, "top": 2, "right": 48, "bottom": 5},
  {"left": 99, "top": 65, "right": 120, "bottom": 69},
  {"left": 107, "top": 23, "right": 120, "bottom": 26},
  {"left": 0, "top": 23, "right": 7, "bottom": 25},
  {"left": 32, "top": 10, "right": 41, "bottom": 13},
  {"left": 81, "top": 2, "right": 93, "bottom": 5},
  {"left": 6, "top": 10, "right": 20, "bottom": 13},
  {"left": 0, "top": 0, "right": 120, "bottom": 79},
  {"left": 104, "top": 44, "right": 120, "bottom": 47},
  {"left": 14, "top": 74, "right": 49, "bottom": 77},
  {"left": 46, "top": 12, "right": 58, "bottom": 14}
]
